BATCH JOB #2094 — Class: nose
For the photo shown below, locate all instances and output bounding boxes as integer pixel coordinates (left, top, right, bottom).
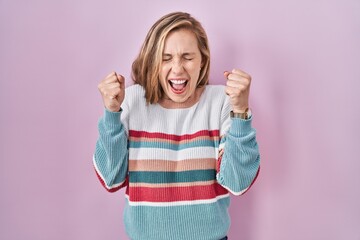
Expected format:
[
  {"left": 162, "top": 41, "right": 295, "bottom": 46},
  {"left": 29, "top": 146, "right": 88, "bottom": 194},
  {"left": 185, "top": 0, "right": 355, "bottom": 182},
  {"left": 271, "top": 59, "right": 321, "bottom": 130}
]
[{"left": 171, "top": 59, "right": 184, "bottom": 74}]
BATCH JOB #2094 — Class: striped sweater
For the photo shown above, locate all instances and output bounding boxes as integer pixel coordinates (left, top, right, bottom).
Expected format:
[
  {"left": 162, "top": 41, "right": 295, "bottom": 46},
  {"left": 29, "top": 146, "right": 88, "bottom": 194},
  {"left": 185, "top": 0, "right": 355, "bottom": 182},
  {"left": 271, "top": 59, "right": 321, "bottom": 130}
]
[{"left": 93, "top": 84, "right": 260, "bottom": 240}]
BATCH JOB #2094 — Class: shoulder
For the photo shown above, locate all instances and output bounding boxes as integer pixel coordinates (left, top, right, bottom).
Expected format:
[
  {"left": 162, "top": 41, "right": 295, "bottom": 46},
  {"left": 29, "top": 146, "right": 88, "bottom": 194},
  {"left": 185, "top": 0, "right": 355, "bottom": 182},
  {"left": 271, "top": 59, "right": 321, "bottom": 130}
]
[
  {"left": 121, "top": 84, "right": 146, "bottom": 111},
  {"left": 202, "top": 85, "right": 231, "bottom": 115},
  {"left": 124, "top": 84, "right": 145, "bottom": 103},
  {"left": 202, "top": 85, "right": 228, "bottom": 105},
  {"left": 125, "top": 84, "right": 145, "bottom": 96}
]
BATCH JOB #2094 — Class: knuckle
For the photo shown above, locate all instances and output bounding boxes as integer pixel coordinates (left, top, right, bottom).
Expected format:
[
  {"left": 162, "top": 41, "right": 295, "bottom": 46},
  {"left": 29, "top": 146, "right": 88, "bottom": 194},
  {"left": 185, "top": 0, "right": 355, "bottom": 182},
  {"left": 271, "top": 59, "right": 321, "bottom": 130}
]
[{"left": 99, "top": 87, "right": 105, "bottom": 94}]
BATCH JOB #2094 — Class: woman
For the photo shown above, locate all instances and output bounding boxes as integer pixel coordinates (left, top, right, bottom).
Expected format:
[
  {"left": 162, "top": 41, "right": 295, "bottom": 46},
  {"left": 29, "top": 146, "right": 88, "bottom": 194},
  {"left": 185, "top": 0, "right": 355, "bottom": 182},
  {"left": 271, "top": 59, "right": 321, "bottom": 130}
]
[{"left": 94, "top": 12, "right": 260, "bottom": 240}]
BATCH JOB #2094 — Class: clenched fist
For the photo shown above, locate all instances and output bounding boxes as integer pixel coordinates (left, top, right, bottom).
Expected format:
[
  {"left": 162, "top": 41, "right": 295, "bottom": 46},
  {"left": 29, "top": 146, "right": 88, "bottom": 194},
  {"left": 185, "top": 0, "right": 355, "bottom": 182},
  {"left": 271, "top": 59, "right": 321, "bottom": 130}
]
[
  {"left": 224, "top": 69, "right": 251, "bottom": 113},
  {"left": 98, "top": 72, "right": 125, "bottom": 112}
]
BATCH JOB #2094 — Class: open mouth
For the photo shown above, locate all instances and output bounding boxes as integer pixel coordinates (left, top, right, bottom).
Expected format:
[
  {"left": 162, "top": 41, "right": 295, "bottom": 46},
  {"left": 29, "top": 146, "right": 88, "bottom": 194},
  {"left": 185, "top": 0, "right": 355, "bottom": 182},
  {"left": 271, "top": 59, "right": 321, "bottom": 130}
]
[{"left": 168, "top": 79, "right": 188, "bottom": 94}]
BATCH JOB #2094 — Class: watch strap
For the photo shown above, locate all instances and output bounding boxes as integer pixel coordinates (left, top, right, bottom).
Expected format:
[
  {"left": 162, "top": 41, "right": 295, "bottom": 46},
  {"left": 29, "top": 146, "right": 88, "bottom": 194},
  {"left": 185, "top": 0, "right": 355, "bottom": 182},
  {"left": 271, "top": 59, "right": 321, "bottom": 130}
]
[{"left": 230, "top": 108, "right": 252, "bottom": 120}]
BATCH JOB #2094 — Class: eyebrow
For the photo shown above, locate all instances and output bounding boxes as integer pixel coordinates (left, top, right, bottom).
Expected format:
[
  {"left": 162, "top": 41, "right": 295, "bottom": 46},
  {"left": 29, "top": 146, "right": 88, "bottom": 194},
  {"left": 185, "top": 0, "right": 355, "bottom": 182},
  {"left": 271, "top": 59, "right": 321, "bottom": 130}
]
[{"left": 162, "top": 52, "right": 196, "bottom": 56}]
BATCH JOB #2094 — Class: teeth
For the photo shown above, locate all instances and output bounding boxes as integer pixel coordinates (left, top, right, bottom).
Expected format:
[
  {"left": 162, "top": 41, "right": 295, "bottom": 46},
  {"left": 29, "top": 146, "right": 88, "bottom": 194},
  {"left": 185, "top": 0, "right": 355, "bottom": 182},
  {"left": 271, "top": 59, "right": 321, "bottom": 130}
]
[{"left": 169, "top": 79, "right": 186, "bottom": 84}]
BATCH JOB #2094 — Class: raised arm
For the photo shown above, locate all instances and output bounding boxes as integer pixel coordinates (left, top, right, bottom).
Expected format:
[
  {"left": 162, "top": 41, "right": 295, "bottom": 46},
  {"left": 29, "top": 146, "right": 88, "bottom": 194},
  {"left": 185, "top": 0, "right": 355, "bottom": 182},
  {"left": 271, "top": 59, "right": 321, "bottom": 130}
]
[
  {"left": 93, "top": 72, "right": 128, "bottom": 192},
  {"left": 216, "top": 69, "right": 260, "bottom": 195}
]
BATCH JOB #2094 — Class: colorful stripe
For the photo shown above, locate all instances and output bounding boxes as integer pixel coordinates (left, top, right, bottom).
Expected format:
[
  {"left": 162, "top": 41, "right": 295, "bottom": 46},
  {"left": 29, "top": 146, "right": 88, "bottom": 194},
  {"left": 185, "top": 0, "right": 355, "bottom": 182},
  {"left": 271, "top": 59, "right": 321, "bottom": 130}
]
[
  {"left": 129, "top": 169, "right": 216, "bottom": 184},
  {"left": 125, "top": 130, "right": 226, "bottom": 205},
  {"left": 126, "top": 182, "right": 228, "bottom": 203},
  {"left": 129, "top": 147, "right": 218, "bottom": 161},
  {"left": 125, "top": 192, "right": 230, "bottom": 207},
  {"left": 128, "top": 158, "right": 216, "bottom": 172},
  {"left": 130, "top": 135, "right": 218, "bottom": 144},
  {"left": 129, "top": 130, "right": 220, "bottom": 150},
  {"left": 129, "top": 180, "right": 216, "bottom": 188},
  {"left": 129, "top": 139, "right": 218, "bottom": 150},
  {"left": 129, "top": 129, "right": 220, "bottom": 140}
]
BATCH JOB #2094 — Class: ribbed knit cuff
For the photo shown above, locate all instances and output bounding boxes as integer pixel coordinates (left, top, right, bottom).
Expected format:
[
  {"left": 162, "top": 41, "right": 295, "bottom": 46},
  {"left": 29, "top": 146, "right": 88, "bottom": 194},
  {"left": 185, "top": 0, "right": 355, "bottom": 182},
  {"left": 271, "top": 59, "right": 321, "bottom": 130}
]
[
  {"left": 229, "top": 117, "right": 253, "bottom": 137},
  {"left": 103, "top": 108, "right": 122, "bottom": 126}
]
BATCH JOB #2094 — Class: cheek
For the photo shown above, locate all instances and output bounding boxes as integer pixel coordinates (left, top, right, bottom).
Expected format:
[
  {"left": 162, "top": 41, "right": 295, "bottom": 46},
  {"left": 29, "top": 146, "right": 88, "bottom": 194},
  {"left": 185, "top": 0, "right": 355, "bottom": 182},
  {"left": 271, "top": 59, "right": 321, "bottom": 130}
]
[
  {"left": 160, "top": 65, "right": 169, "bottom": 80},
  {"left": 188, "top": 63, "right": 201, "bottom": 78},
  {"left": 185, "top": 61, "right": 200, "bottom": 72}
]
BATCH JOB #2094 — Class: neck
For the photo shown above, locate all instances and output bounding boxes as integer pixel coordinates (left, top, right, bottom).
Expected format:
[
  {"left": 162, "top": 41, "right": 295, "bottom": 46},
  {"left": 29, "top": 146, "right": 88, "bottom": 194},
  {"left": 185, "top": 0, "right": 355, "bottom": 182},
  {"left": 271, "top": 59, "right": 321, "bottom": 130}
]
[{"left": 158, "top": 87, "right": 205, "bottom": 109}]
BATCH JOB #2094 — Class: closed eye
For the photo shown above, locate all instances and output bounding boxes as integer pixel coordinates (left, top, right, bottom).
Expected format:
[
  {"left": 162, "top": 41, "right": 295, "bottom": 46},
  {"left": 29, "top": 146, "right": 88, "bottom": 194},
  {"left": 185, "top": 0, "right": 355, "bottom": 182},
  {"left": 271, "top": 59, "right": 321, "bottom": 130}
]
[
  {"left": 183, "top": 53, "right": 195, "bottom": 61},
  {"left": 162, "top": 54, "right": 172, "bottom": 62}
]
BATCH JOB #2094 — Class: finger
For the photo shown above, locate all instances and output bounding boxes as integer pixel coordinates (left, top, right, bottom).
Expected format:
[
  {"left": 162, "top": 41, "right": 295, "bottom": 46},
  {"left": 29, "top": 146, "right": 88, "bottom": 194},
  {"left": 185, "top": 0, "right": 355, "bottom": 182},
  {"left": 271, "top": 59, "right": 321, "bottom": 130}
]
[
  {"left": 105, "top": 71, "right": 116, "bottom": 79},
  {"left": 114, "top": 72, "right": 124, "bottom": 81},
  {"left": 105, "top": 82, "right": 121, "bottom": 89},
  {"left": 103, "top": 74, "right": 119, "bottom": 84},
  {"left": 224, "top": 70, "right": 251, "bottom": 85},
  {"left": 226, "top": 79, "right": 249, "bottom": 89},
  {"left": 105, "top": 88, "right": 121, "bottom": 99},
  {"left": 225, "top": 86, "right": 242, "bottom": 96},
  {"left": 115, "top": 73, "right": 125, "bottom": 88},
  {"left": 98, "top": 82, "right": 120, "bottom": 94},
  {"left": 224, "top": 71, "right": 231, "bottom": 78},
  {"left": 232, "top": 69, "right": 251, "bottom": 79},
  {"left": 227, "top": 74, "right": 250, "bottom": 83}
]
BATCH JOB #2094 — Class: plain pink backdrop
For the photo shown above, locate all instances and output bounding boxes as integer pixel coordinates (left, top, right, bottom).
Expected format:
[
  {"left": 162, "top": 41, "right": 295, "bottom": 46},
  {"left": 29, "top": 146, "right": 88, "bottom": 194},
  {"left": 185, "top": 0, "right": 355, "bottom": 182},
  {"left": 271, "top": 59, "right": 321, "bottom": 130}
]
[{"left": 1, "top": 0, "right": 359, "bottom": 239}]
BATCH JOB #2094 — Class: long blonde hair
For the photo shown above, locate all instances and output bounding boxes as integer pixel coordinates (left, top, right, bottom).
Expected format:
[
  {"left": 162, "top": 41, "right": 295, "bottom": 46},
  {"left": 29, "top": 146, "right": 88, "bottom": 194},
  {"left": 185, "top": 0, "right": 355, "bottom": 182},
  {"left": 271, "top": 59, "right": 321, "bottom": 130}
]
[{"left": 132, "top": 12, "right": 211, "bottom": 104}]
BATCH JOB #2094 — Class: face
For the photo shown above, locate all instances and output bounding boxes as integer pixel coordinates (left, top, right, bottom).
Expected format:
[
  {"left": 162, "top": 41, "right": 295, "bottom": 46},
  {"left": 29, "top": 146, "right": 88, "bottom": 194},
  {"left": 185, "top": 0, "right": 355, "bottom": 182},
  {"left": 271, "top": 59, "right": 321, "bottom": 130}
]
[{"left": 159, "top": 29, "right": 202, "bottom": 103}]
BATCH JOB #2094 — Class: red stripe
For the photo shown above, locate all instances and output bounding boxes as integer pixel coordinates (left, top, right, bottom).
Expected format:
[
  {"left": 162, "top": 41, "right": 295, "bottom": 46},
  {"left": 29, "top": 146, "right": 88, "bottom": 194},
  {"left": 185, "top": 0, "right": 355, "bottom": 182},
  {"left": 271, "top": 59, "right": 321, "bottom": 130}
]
[
  {"left": 94, "top": 167, "right": 128, "bottom": 193},
  {"left": 129, "top": 130, "right": 220, "bottom": 141},
  {"left": 128, "top": 183, "right": 228, "bottom": 202}
]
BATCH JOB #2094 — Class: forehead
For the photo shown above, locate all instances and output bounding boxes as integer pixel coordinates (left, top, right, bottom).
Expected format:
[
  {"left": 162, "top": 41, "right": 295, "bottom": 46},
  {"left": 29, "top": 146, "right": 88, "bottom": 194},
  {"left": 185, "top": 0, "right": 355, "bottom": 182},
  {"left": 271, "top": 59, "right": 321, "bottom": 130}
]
[{"left": 163, "top": 29, "right": 199, "bottom": 53}]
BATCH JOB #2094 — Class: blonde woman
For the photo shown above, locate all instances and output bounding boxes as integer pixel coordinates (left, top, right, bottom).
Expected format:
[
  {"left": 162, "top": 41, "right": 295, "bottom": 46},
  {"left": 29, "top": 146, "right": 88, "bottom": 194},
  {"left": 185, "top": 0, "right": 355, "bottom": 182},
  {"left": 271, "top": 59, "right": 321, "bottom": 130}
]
[{"left": 94, "top": 12, "right": 260, "bottom": 240}]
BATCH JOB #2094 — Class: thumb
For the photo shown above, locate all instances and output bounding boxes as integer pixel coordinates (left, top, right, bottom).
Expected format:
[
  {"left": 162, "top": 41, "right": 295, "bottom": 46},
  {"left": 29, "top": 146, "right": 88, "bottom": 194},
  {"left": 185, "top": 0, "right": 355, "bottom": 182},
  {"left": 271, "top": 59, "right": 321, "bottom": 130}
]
[
  {"left": 224, "top": 71, "right": 230, "bottom": 79},
  {"left": 115, "top": 72, "right": 125, "bottom": 89}
]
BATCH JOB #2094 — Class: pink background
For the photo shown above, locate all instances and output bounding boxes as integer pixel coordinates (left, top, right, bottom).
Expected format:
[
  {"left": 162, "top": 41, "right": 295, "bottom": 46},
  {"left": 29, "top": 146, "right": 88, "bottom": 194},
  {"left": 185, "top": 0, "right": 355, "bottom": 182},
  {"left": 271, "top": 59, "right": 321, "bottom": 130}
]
[{"left": 1, "top": 0, "right": 359, "bottom": 239}]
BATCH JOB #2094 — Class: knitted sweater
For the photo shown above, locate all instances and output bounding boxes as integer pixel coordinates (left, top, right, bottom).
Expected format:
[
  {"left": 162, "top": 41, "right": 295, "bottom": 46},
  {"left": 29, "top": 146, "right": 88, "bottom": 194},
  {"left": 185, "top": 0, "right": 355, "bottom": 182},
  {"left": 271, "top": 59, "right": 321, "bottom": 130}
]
[{"left": 93, "top": 84, "right": 260, "bottom": 240}]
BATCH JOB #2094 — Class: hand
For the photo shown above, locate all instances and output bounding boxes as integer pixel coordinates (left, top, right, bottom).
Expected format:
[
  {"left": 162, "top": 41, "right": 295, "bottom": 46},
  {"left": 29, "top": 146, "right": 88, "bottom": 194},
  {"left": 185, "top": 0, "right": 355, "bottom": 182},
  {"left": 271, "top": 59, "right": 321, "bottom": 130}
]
[
  {"left": 224, "top": 69, "right": 251, "bottom": 113},
  {"left": 98, "top": 71, "right": 125, "bottom": 112}
]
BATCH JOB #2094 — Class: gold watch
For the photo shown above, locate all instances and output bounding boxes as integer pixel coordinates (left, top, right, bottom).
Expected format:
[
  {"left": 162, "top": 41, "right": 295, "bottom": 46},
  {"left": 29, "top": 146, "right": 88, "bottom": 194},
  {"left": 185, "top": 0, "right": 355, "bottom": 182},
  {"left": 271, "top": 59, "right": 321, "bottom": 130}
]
[{"left": 230, "top": 108, "right": 252, "bottom": 120}]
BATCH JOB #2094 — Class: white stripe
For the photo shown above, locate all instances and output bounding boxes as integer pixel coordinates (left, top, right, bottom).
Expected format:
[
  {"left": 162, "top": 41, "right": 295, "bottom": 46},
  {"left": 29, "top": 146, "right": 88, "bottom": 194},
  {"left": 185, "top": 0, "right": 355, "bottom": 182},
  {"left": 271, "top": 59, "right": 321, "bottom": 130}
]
[
  {"left": 221, "top": 185, "right": 249, "bottom": 196},
  {"left": 92, "top": 155, "right": 125, "bottom": 190},
  {"left": 129, "top": 147, "right": 218, "bottom": 161},
  {"left": 125, "top": 193, "right": 230, "bottom": 207}
]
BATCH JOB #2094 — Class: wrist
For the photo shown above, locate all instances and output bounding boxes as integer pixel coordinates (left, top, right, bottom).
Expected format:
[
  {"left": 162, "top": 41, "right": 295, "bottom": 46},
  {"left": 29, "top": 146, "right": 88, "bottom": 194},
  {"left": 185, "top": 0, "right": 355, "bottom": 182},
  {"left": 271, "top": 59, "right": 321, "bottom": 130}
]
[
  {"left": 230, "top": 107, "right": 252, "bottom": 120},
  {"left": 232, "top": 106, "right": 249, "bottom": 114}
]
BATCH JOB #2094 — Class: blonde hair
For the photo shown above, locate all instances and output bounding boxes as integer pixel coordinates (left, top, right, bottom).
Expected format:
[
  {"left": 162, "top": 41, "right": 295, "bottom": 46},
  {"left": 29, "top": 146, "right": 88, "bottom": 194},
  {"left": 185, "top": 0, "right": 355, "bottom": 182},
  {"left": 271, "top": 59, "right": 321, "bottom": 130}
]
[{"left": 132, "top": 12, "right": 211, "bottom": 104}]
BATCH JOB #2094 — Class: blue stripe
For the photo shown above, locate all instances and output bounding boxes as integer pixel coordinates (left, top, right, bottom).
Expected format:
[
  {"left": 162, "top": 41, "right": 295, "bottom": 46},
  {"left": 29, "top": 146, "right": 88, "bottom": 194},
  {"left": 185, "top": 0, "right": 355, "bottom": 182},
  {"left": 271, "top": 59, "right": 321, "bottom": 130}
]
[
  {"left": 124, "top": 197, "right": 230, "bottom": 239},
  {"left": 129, "top": 169, "right": 216, "bottom": 183},
  {"left": 129, "top": 139, "right": 218, "bottom": 150}
]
